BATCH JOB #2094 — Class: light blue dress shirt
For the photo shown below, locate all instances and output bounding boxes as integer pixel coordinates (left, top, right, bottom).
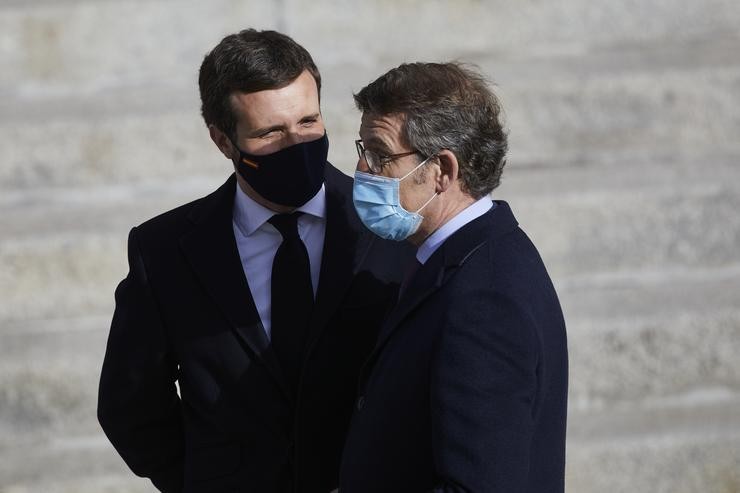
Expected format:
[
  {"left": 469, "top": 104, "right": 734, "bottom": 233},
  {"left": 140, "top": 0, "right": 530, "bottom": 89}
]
[{"left": 416, "top": 196, "right": 494, "bottom": 265}]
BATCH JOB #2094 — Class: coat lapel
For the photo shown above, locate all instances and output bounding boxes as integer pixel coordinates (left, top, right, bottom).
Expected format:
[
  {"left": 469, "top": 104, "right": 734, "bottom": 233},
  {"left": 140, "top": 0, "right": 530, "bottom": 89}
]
[
  {"left": 362, "top": 202, "right": 519, "bottom": 379},
  {"left": 303, "top": 166, "right": 373, "bottom": 360},
  {"left": 376, "top": 252, "right": 446, "bottom": 347},
  {"left": 179, "top": 174, "right": 292, "bottom": 403}
]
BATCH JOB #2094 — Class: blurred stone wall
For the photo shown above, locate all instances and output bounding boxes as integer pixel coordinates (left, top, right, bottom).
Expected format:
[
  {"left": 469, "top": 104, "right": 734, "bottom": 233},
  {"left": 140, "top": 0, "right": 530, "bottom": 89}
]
[{"left": 1, "top": 1, "right": 739, "bottom": 491}]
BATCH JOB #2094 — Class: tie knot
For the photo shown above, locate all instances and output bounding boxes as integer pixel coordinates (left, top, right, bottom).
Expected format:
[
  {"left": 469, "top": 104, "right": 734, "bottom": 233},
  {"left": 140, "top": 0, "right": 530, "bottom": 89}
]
[{"left": 268, "top": 212, "right": 302, "bottom": 240}]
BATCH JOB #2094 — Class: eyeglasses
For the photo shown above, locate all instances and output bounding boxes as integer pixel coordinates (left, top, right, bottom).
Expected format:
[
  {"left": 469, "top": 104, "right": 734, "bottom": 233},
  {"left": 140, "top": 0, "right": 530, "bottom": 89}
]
[{"left": 355, "top": 139, "right": 421, "bottom": 175}]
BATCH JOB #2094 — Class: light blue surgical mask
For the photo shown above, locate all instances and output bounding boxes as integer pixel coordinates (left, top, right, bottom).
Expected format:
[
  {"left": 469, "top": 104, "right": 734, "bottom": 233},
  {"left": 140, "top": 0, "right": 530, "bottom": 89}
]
[{"left": 352, "top": 157, "right": 438, "bottom": 241}]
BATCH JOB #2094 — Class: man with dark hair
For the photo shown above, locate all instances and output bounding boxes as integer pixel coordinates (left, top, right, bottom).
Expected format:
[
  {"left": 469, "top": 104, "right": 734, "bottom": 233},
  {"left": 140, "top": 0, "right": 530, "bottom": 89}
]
[
  {"left": 98, "top": 29, "right": 410, "bottom": 492},
  {"left": 340, "top": 62, "right": 568, "bottom": 492}
]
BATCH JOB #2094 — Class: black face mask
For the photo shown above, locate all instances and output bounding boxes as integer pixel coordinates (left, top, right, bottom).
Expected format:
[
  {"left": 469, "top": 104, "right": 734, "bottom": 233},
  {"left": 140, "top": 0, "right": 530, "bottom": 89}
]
[{"left": 232, "top": 133, "right": 329, "bottom": 207}]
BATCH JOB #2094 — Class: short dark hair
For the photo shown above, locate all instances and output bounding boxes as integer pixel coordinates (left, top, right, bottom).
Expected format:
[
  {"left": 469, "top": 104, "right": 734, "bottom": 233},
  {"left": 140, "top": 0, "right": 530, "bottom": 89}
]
[
  {"left": 199, "top": 29, "right": 321, "bottom": 139},
  {"left": 354, "top": 62, "right": 508, "bottom": 198}
]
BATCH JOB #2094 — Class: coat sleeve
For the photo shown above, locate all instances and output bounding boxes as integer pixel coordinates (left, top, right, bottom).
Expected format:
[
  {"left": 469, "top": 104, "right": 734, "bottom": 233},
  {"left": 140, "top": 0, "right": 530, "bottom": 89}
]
[
  {"left": 428, "top": 282, "right": 540, "bottom": 493},
  {"left": 98, "top": 227, "right": 185, "bottom": 492}
]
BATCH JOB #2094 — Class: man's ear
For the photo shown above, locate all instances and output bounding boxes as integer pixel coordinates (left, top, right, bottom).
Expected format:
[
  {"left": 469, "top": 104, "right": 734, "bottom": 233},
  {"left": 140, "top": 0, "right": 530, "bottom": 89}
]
[
  {"left": 434, "top": 149, "right": 459, "bottom": 193},
  {"left": 209, "top": 125, "right": 237, "bottom": 161}
]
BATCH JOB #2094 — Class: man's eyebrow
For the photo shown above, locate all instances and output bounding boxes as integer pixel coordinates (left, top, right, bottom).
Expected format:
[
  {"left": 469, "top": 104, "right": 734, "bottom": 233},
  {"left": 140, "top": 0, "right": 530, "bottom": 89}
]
[
  {"left": 362, "top": 136, "right": 392, "bottom": 154},
  {"left": 248, "top": 113, "right": 320, "bottom": 137}
]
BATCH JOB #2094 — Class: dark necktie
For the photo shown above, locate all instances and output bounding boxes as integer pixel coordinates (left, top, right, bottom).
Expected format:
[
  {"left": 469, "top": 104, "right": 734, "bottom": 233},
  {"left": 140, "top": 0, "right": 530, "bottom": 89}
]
[{"left": 268, "top": 212, "right": 314, "bottom": 395}]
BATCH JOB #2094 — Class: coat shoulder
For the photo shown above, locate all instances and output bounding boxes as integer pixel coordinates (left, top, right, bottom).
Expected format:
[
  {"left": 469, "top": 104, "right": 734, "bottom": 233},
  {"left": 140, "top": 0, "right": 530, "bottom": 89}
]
[{"left": 134, "top": 176, "right": 235, "bottom": 243}]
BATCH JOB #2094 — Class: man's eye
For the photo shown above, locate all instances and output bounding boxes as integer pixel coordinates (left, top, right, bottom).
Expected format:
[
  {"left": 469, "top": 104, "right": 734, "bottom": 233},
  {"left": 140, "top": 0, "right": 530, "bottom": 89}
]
[{"left": 301, "top": 119, "right": 317, "bottom": 126}]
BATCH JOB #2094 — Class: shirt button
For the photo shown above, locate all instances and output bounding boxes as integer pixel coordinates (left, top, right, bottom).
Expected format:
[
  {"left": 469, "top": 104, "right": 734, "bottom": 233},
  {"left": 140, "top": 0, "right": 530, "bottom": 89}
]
[{"left": 356, "top": 395, "right": 365, "bottom": 411}]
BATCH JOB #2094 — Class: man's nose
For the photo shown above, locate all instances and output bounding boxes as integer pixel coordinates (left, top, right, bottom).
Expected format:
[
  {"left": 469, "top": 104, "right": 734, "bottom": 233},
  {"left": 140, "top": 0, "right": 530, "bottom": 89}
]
[
  {"left": 285, "top": 126, "right": 324, "bottom": 145},
  {"left": 285, "top": 131, "right": 302, "bottom": 146},
  {"left": 356, "top": 155, "right": 370, "bottom": 172}
]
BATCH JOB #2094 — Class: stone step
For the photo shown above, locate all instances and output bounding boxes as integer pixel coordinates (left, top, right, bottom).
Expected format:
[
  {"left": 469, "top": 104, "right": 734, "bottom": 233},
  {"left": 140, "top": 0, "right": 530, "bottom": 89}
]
[
  {"left": 0, "top": 110, "right": 224, "bottom": 190},
  {"left": 507, "top": 177, "right": 740, "bottom": 279},
  {"left": 3, "top": 0, "right": 738, "bottom": 93},
  {"left": 0, "top": 0, "right": 273, "bottom": 91},
  {"left": 566, "top": 395, "right": 740, "bottom": 493},
  {"left": 0, "top": 433, "right": 151, "bottom": 493},
  {"left": 1, "top": 395, "right": 738, "bottom": 492},
  {"left": 324, "top": 39, "right": 740, "bottom": 170},
  {"left": 293, "top": 0, "right": 740, "bottom": 71},
  {"left": 6, "top": 32, "right": 737, "bottom": 113},
  {"left": 0, "top": 178, "right": 221, "bottom": 323},
  {"left": 560, "top": 262, "right": 740, "bottom": 407},
  {"left": 492, "top": 64, "right": 740, "bottom": 168},
  {"left": 566, "top": 305, "right": 740, "bottom": 409},
  {"left": 0, "top": 316, "right": 108, "bottom": 444}
]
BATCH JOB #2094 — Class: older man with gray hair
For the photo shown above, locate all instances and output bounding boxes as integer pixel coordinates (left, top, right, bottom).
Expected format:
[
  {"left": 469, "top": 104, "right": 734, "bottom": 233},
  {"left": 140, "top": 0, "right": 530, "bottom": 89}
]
[{"left": 340, "top": 62, "right": 568, "bottom": 492}]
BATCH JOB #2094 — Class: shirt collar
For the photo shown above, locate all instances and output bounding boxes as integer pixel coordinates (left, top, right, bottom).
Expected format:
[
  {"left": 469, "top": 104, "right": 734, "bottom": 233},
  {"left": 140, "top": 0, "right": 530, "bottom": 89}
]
[
  {"left": 416, "top": 196, "right": 494, "bottom": 265},
  {"left": 233, "top": 183, "right": 327, "bottom": 237}
]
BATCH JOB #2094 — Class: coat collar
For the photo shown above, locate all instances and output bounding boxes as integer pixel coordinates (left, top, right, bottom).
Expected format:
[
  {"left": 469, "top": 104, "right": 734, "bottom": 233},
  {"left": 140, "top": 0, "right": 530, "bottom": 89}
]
[{"left": 365, "top": 201, "right": 519, "bottom": 371}]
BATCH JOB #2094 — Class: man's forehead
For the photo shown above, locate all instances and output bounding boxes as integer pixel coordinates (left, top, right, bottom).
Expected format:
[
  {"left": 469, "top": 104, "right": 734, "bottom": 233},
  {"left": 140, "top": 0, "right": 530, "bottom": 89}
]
[
  {"left": 360, "top": 112, "right": 405, "bottom": 134},
  {"left": 360, "top": 112, "right": 407, "bottom": 147},
  {"left": 230, "top": 71, "right": 320, "bottom": 130}
]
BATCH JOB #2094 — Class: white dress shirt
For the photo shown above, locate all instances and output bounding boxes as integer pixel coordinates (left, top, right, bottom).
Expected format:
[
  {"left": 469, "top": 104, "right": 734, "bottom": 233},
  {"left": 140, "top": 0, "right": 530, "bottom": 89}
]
[
  {"left": 416, "top": 196, "right": 494, "bottom": 265},
  {"left": 232, "top": 184, "right": 327, "bottom": 340}
]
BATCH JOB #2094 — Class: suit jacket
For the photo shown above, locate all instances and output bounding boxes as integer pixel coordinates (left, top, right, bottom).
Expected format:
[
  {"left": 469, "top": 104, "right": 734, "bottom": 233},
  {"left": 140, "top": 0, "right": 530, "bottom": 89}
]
[
  {"left": 340, "top": 201, "right": 568, "bottom": 493},
  {"left": 98, "top": 165, "right": 412, "bottom": 493}
]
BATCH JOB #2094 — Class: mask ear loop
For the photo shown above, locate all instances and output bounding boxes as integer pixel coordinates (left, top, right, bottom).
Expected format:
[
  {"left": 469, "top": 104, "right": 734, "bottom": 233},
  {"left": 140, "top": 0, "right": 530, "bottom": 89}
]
[
  {"left": 414, "top": 189, "right": 438, "bottom": 214},
  {"left": 396, "top": 154, "right": 440, "bottom": 214},
  {"left": 403, "top": 154, "right": 440, "bottom": 214},
  {"left": 399, "top": 154, "right": 435, "bottom": 181}
]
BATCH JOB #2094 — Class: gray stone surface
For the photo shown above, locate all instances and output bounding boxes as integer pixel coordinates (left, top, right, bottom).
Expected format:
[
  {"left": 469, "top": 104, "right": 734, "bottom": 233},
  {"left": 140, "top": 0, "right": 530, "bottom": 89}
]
[
  {"left": 2, "top": 0, "right": 740, "bottom": 491},
  {"left": 567, "top": 418, "right": 740, "bottom": 493}
]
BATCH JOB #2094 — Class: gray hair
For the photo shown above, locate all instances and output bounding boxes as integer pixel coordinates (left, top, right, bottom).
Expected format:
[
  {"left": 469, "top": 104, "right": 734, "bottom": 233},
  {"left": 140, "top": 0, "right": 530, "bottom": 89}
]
[{"left": 354, "top": 62, "right": 508, "bottom": 198}]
